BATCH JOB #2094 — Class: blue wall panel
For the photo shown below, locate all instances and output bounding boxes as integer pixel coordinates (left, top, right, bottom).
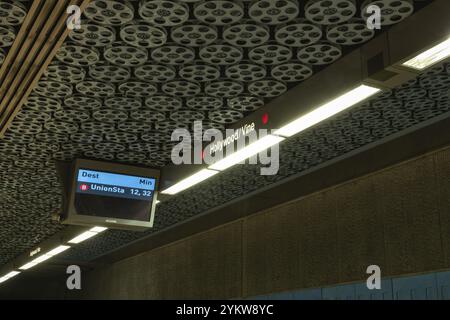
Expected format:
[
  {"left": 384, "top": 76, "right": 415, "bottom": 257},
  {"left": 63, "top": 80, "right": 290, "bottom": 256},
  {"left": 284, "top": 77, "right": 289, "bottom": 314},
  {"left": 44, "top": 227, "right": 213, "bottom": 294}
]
[{"left": 392, "top": 273, "right": 438, "bottom": 300}]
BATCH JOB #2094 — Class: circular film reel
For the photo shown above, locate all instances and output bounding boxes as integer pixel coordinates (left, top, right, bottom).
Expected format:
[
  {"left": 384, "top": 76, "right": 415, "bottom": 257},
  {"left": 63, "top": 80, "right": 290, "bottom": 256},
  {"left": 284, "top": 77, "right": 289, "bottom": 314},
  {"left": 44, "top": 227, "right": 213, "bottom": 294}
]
[
  {"left": 361, "top": 0, "right": 414, "bottom": 26},
  {"left": 326, "top": 18, "right": 375, "bottom": 46},
  {"left": 84, "top": 0, "right": 134, "bottom": 25},
  {"left": 105, "top": 131, "right": 138, "bottom": 144},
  {"left": 151, "top": 44, "right": 195, "bottom": 65},
  {"left": 130, "top": 109, "right": 166, "bottom": 122},
  {"left": 0, "top": 0, "right": 27, "bottom": 25},
  {"left": 223, "top": 21, "right": 270, "bottom": 47},
  {"left": 419, "top": 74, "right": 450, "bottom": 91},
  {"left": 84, "top": 150, "right": 115, "bottom": 161},
  {"left": 36, "top": 131, "right": 69, "bottom": 144},
  {"left": 104, "top": 42, "right": 148, "bottom": 67},
  {"left": 134, "top": 64, "right": 176, "bottom": 82},
  {"left": 116, "top": 152, "right": 147, "bottom": 163},
  {"left": 138, "top": 0, "right": 189, "bottom": 26},
  {"left": 199, "top": 43, "right": 243, "bottom": 65},
  {"left": 305, "top": 0, "right": 357, "bottom": 25},
  {"left": 44, "top": 120, "right": 79, "bottom": 135},
  {"left": 194, "top": 120, "right": 225, "bottom": 132},
  {"left": 55, "top": 43, "right": 100, "bottom": 67},
  {"left": 28, "top": 142, "right": 60, "bottom": 154},
  {"left": 117, "top": 121, "right": 152, "bottom": 134},
  {"left": 428, "top": 88, "right": 450, "bottom": 102},
  {"left": 248, "top": 79, "right": 287, "bottom": 98},
  {"left": 120, "top": 20, "right": 167, "bottom": 48},
  {"left": 179, "top": 64, "right": 220, "bottom": 82},
  {"left": 76, "top": 80, "right": 116, "bottom": 98},
  {"left": 271, "top": 62, "right": 313, "bottom": 82},
  {"left": 89, "top": 63, "right": 131, "bottom": 83},
  {"left": 395, "top": 87, "right": 427, "bottom": 100},
  {"left": 205, "top": 80, "right": 244, "bottom": 98},
  {"left": 33, "top": 80, "right": 73, "bottom": 99},
  {"left": 105, "top": 94, "right": 143, "bottom": 110},
  {"left": 249, "top": 44, "right": 293, "bottom": 65},
  {"left": 155, "top": 121, "right": 189, "bottom": 133},
  {"left": 93, "top": 109, "right": 129, "bottom": 123},
  {"left": 94, "top": 142, "right": 127, "bottom": 153},
  {"left": 64, "top": 94, "right": 102, "bottom": 111},
  {"left": 186, "top": 96, "right": 223, "bottom": 111},
  {"left": 15, "top": 109, "right": 51, "bottom": 123},
  {"left": 228, "top": 96, "right": 265, "bottom": 112},
  {"left": 145, "top": 95, "right": 182, "bottom": 111},
  {"left": 81, "top": 121, "right": 116, "bottom": 134},
  {"left": 275, "top": 18, "right": 323, "bottom": 47},
  {"left": 297, "top": 41, "right": 342, "bottom": 65},
  {"left": 8, "top": 121, "right": 42, "bottom": 135},
  {"left": 25, "top": 95, "right": 62, "bottom": 113},
  {"left": 0, "top": 25, "right": 16, "bottom": 47},
  {"left": 171, "top": 22, "right": 218, "bottom": 47},
  {"left": 44, "top": 62, "right": 86, "bottom": 84},
  {"left": 70, "top": 130, "right": 104, "bottom": 144},
  {"left": 119, "top": 81, "right": 158, "bottom": 97},
  {"left": 194, "top": 0, "right": 244, "bottom": 26},
  {"left": 248, "top": 0, "right": 299, "bottom": 25},
  {"left": 209, "top": 110, "right": 243, "bottom": 124},
  {"left": 128, "top": 143, "right": 160, "bottom": 153},
  {"left": 170, "top": 110, "right": 205, "bottom": 123},
  {"left": 162, "top": 80, "right": 201, "bottom": 97},
  {"left": 69, "top": 22, "right": 116, "bottom": 47},
  {"left": 225, "top": 63, "right": 267, "bottom": 82},
  {"left": 141, "top": 131, "right": 170, "bottom": 143},
  {"left": 54, "top": 109, "right": 91, "bottom": 123}
]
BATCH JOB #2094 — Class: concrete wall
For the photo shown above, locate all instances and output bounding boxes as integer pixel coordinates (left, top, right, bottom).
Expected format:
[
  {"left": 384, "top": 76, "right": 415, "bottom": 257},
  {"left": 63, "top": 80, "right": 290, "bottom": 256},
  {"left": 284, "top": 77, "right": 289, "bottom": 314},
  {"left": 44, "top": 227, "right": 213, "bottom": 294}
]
[{"left": 75, "top": 145, "right": 450, "bottom": 299}]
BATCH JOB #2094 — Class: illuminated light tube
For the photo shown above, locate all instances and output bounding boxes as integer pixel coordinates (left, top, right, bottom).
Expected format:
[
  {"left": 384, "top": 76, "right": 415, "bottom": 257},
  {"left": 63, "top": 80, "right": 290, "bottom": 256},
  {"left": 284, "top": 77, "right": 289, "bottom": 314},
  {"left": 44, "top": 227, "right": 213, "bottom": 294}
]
[
  {"left": 19, "top": 245, "right": 71, "bottom": 270},
  {"left": 274, "top": 85, "right": 381, "bottom": 138},
  {"left": 0, "top": 271, "right": 20, "bottom": 284},
  {"left": 402, "top": 37, "right": 450, "bottom": 70},
  {"left": 68, "top": 226, "right": 107, "bottom": 244},
  {"left": 209, "top": 135, "right": 285, "bottom": 171},
  {"left": 155, "top": 200, "right": 161, "bottom": 204},
  {"left": 161, "top": 169, "right": 219, "bottom": 195}
]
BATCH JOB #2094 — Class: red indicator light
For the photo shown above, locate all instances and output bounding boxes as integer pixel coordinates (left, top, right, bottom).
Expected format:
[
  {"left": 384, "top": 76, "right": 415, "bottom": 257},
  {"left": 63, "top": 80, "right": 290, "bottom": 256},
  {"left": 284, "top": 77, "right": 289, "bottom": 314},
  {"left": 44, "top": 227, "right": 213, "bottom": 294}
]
[
  {"left": 80, "top": 184, "right": 88, "bottom": 191},
  {"left": 262, "top": 113, "right": 269, "bottom": 125}
]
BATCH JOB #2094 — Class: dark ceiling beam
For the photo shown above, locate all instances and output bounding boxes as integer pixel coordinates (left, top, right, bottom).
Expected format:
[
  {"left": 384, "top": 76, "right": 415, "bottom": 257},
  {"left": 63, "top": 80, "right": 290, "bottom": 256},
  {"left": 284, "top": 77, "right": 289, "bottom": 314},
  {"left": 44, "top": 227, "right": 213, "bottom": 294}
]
[{"left": 0, "top": 0, "right": 92, "bottom": 138}]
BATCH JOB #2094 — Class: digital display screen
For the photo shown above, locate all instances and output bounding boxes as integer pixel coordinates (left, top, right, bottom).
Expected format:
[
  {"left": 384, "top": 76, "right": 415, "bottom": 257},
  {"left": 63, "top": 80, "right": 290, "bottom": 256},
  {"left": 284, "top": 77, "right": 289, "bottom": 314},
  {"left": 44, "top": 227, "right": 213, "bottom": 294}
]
[{"left": 74, "top": 168, "right": 156, "bottom": 222}]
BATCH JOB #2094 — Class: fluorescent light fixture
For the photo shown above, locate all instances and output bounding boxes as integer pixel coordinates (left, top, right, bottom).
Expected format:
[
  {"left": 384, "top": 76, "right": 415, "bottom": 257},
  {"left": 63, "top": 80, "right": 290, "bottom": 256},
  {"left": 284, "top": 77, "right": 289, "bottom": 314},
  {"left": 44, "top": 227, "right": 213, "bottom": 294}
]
[
  {"left": 0, "top": 271, "right": 20, "bottom": 284},
  {"left": 274, "top": 85, "right": 381, "bottom": 137},
  {"left": 68, "top": 230, "right": 98, "bottom": 244},
  {"left": 161, "top": 169, "right": 219, "bottom": 195},
  {"left": 19, "top": 245, "right": 71, "bottom": 270},
  {"left": 69, "top": 226, "right": 107, "bottom": 244},
  {"left": 90, "top": 226, "right": 107, "bottom": 233},
  {"left": 209, "top": 135, "right": 285, "bottom": 171},
  {"left": 155, "top": 200, "right": 161, "bottom": 204},
  {"left": 402, "top": 37, "right": 450, "bottom": 70}
]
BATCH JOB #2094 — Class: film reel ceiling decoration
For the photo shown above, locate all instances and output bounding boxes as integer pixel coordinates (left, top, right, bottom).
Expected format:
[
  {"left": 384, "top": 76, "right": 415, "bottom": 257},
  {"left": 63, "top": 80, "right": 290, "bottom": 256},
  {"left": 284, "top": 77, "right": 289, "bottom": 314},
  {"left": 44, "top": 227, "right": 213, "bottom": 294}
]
[{"left": 0, "top": 0, "right": 441, "bottom": 267}]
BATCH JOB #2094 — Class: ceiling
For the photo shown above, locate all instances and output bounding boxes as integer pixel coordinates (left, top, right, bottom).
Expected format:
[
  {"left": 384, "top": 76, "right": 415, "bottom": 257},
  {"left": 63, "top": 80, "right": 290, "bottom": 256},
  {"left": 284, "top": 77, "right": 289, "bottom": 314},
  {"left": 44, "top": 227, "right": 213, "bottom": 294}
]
[{"left": 1, "top": 0, "right": 448, "bottom": 267}]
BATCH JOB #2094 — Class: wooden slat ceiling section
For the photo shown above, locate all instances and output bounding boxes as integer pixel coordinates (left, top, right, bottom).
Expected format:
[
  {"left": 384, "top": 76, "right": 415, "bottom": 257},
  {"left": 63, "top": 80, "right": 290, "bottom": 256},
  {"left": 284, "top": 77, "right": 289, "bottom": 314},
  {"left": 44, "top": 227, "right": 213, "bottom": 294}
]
[{"left": 0, "top": 0, "right": 91, "bottom": 137}]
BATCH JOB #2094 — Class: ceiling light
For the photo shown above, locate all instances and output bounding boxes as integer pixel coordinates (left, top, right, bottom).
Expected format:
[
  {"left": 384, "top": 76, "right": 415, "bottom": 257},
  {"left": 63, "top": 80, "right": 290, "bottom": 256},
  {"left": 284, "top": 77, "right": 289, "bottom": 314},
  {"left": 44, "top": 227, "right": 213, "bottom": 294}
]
[
  {"left": 68, "top": 230, "right": 98, "bottom": 244},
  {"left": 209, "top": 135, "right": 285, "bottom": 171},
  {"left": 19, "top": 245, "right": 71, "bottom": 270},
  {"left": 0, "top": 271, "right": 20, "bottom": 284},
  {"left": 90, "top": 226, "right": 107, "bottom": 233},
  {"left": 161, "top": 169, "right": 219, "bottom": 195},
  {"left": 274, "top": 85, "right": 381, "bottom": 137},
  {"left": 155, "top": 200, "right": 161, "bottom": 204},
  {"left": 402, "top": 37, "right": 450, "bottom": 70},
  {"left": 45, "top": 245, "right": 70, "bottom": 256}
]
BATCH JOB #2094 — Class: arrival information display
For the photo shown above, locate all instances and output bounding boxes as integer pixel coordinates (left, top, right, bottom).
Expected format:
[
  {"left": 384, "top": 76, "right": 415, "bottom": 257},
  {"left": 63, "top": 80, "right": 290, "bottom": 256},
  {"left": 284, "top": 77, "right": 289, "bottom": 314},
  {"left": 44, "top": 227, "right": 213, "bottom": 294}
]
[{"left": 74, "top": 169, "right": 156, "bottom": 222}]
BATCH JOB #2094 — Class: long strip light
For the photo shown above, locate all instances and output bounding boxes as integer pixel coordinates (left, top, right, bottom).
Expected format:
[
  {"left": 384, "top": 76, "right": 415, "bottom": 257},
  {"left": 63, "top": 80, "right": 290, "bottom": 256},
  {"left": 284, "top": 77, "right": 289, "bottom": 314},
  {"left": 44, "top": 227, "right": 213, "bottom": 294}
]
[
  {"left": 161, "top": 169, "right": 218, "bottom": 195},
  {"left": 68, "top": 226, "right": 108, "bottom": 244},
  {"left": 274, "top": 85, "right": 381, "bottom": 137},
  {"left": 0, "top": 271, "right": 20, "bottom": 284},
  {"left": 19, "top": 245, "right": 70, "bottom": 270},
  {"left": 209, "top": 135, "right": 285, "bottom": 171},
  {"left": 402, "top": 37, "right": 450, "bottom": 70}
]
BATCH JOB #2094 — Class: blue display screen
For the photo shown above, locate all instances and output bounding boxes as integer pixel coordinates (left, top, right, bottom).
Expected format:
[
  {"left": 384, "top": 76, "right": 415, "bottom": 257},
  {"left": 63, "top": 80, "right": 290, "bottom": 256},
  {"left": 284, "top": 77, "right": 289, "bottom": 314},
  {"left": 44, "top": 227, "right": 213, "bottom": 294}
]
[{"left": 74, "top": 169, "right": 157, "bottom": 221}]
